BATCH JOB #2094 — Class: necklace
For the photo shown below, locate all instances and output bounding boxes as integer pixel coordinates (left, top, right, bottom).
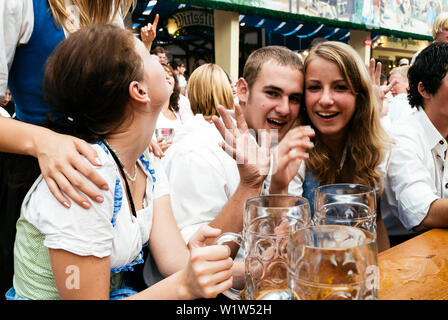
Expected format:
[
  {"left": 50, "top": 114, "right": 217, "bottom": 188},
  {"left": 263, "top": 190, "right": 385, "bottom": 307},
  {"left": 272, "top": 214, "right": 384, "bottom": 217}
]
[{"left": 104, "top": 139, "right": 138, "bottom": 182}]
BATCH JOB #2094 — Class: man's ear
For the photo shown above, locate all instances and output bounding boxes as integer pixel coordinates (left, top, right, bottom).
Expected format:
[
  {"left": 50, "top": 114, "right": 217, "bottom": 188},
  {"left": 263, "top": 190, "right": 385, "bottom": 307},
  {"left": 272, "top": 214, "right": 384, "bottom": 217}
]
[
  {"left": 129, "top": 81, "right": 150, "bottom": 103},
  {"left": 237, "top": 77, "right": 249, "bottom": 105},
  {"left": 417, "top": 81, "right": 431, "bottom": 100}
]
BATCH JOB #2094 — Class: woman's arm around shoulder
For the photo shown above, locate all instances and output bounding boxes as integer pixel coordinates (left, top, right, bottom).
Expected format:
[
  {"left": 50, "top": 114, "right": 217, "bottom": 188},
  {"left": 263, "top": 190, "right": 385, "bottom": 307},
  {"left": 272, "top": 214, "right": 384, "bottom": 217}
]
[{"left": 0, "top": 117, "right": 109, "bottom": 208}]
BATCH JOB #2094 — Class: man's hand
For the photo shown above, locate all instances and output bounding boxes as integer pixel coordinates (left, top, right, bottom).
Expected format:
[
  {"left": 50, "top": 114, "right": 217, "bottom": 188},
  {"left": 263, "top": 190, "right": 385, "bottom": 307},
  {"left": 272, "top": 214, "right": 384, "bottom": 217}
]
[{"left": 212, "top": 104, "right": 271, "bottom": 189}]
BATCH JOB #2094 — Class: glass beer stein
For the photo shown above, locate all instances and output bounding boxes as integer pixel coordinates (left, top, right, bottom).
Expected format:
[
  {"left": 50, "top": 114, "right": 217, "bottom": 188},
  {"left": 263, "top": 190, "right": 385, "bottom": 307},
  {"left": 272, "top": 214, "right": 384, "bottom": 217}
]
[
  {"left": 288, "top": 225, "right": 379, "bottom": 300},
  {"left": 215, "top": 195, "right": 311, "bottom": 300},
  {"left": 313, "top": 183, "right": 377, "bottom": 235}
]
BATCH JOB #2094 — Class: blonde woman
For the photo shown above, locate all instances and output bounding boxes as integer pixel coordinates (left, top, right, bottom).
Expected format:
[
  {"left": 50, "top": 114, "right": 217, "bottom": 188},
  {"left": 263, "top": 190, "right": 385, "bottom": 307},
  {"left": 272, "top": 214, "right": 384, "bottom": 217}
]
[
  {"left": 161, "top": 63, "right": 235, "bottom": 240},
  {"left": 269, "top": 41, "right": 391, "bottom": 251},
  {"left": 187, "top": 63, "right": 235, "bottom": 121}
]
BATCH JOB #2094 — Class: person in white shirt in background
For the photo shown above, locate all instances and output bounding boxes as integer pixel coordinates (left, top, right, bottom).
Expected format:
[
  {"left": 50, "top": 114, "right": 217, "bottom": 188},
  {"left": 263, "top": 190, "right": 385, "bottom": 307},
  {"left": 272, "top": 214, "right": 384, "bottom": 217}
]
[
  {"left": 385, "top": 66, "right": 415, "bottom": 125},
  {"left": 163, "top": 48, "right": 314, "bottom": 260},
  {"left": 411, "top": 12, "right": 448, "bottom": 65},
  {"left": 172, "top": 60, "right": 188, "bottom": 97},
  {"left": 154, "top": 63, "right": 193, "bottom": 153},
  {"left": 382, "top": 41, "right": 448, "bottom": 246},
  {"left": 162, "top": 63, "right": 236, "bottom": 240}
]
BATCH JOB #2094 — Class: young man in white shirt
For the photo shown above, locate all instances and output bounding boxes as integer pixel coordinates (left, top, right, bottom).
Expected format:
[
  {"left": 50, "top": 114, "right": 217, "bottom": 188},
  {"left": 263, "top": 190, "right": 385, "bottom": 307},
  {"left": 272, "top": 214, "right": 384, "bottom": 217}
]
[
  {"left": 163, "top": 46, "right": 311, "bottom": 257},
  {"left": 382, "top": 41, "right": 448, "bottom": 245}
]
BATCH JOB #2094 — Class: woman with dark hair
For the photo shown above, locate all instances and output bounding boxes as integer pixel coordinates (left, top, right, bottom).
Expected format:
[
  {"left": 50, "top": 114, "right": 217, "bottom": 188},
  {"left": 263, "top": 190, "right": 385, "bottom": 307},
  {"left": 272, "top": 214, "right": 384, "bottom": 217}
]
[
  {"left": 0, "top": 0, "right": 146, "bottom": 298},
  {"left": 171, "top": 60, "right": 188, "bottom": 96},
  {"left": 6, "top": 24, "right": 232, "bottom": 300}
]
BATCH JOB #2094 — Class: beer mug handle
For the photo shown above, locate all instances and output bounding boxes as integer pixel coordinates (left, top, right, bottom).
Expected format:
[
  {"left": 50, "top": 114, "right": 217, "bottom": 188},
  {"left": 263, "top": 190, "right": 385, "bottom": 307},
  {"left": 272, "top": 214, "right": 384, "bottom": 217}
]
[{"left": 214, "top": 232, "right": 244, "bottom": 300}]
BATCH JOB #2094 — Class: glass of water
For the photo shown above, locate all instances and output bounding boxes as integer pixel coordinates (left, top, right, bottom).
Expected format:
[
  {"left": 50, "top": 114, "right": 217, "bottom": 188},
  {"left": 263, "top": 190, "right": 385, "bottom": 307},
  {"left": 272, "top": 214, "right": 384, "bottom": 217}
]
[{"left": 312, "top": 184, "right": 377, "bottom": 235}]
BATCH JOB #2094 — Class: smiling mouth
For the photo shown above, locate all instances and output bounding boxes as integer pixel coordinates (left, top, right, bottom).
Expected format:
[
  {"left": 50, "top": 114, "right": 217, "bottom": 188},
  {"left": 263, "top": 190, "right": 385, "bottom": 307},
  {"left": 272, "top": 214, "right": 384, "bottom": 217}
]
[
  {"left": 267, "top": 118, "right": 287, "bottom": 128},
  {"left": 316, "top": 112, "right": 339, "bottom": 119}
]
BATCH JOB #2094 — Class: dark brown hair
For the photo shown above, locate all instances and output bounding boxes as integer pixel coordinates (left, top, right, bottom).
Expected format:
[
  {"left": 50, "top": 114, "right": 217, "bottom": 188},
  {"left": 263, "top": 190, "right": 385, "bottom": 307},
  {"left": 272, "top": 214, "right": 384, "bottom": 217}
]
[
  {"left": 43, "top": 24, "right": 143, "bottom": 142},
  {"left": 162, "top": 64, "right": 180, "bottom": 113}
]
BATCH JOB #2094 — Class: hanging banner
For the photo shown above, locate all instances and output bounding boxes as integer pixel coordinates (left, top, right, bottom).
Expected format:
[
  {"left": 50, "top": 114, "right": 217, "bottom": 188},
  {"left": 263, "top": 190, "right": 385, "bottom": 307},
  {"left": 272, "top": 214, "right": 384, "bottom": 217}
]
[{"left": 189, "top": 0, "right": 445, "bottom": 38}]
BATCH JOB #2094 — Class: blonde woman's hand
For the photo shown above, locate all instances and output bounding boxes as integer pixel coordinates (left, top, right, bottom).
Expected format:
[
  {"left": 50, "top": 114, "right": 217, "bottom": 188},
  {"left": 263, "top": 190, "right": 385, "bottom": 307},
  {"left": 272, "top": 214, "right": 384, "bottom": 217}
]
[
  {"left": 140, "top": 14, "right": 159, "bottom": 51},
  {"left": 35, "top": 131, "right": 108, "bottom": 209},
  {"left": 182, "top": 225, "right": 233, "bottom": 299},
  {"left": 269, "top": 126, "right": 315, "bottom": 194},
  {"left": 212, "top": 104, "right": 271, "bottom": 189}
]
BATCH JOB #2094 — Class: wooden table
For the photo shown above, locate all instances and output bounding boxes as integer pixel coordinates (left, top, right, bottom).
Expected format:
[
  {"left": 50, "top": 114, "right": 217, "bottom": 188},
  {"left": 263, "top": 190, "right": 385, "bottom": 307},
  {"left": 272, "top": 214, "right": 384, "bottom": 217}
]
[{"left": 378, "top": 228, "right": 448, "bottom": 300}]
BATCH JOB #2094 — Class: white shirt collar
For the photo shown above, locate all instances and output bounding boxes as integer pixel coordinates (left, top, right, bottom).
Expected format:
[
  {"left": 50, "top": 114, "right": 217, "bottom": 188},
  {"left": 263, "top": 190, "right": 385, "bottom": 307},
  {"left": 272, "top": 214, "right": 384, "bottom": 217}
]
[{"left": 416, "top": 110, "right": 447, "bottom": 154}]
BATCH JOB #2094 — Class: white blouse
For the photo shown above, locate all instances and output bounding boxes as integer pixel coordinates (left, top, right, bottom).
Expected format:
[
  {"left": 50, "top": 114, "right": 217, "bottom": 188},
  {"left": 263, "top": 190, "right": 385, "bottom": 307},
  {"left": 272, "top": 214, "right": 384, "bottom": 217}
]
[{"left": 22, "top": 143, "right": 169, "bottom": 269}]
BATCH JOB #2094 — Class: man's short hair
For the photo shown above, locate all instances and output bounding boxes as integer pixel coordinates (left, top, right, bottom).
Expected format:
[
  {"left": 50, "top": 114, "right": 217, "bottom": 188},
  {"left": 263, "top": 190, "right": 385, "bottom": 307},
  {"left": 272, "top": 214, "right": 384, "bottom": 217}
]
[
  {"left": 242, "top": 46, "right": 303, "bottom": 89},
  {"left": 432, "top": 12, "right": 448, "bottom": 40},
  {"left": 408, "top": 42, "right": 448, "bottom": 110}
]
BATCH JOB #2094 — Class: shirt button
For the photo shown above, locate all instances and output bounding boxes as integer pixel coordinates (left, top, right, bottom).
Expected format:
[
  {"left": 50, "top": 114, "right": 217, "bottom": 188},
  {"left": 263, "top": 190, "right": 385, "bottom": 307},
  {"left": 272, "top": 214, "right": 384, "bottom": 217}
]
[
  {"left": 440, "top": 140, "right": 444, "bottom": 145},
  {"left": 445, "top": 183, "right": 448, "bottom": 189}
]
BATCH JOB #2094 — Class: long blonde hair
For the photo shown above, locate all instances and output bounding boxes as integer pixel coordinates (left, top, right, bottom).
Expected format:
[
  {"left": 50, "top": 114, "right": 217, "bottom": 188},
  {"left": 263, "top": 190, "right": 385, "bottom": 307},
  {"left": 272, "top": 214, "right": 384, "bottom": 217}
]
[
  {"left": 48, "top": 0, "right": 135, "bottom": 32},
  {"left": 187, "top": 63, "right": 234, "bottom": 120},
  {"left": 302, "top": 41, "right": 390, "bottom": 193}
]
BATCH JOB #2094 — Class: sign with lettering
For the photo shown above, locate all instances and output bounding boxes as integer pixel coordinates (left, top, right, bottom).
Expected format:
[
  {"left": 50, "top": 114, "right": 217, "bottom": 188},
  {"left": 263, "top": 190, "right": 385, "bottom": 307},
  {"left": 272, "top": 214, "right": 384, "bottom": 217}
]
[{"left": 167, "top": 9, "right": 214, "bottom": 35}]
